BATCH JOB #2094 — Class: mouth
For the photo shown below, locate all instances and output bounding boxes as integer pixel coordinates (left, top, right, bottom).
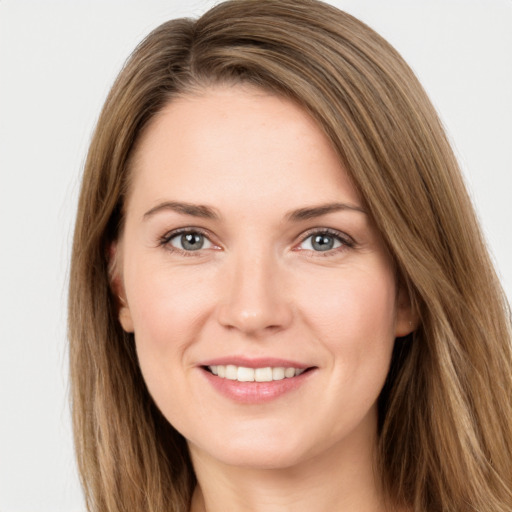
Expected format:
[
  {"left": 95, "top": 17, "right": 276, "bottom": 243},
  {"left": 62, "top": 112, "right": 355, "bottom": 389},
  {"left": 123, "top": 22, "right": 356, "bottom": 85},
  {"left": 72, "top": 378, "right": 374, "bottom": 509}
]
[
  {"left": 203, "top": 364, "right": 312, "bottom": 382},
  {"left": 198, "top": 358, "right": 317, "bottom": 403}
]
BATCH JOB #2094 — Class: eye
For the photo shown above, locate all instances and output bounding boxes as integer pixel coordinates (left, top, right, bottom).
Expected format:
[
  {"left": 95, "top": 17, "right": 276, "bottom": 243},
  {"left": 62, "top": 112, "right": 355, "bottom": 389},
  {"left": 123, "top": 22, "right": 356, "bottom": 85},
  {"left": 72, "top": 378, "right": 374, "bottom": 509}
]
[
  {"left": 165, "top": 231, "right": 214, "bottom": 252},
  {"left": 298, "top": 230, "right": 352, "bottom": 253}
]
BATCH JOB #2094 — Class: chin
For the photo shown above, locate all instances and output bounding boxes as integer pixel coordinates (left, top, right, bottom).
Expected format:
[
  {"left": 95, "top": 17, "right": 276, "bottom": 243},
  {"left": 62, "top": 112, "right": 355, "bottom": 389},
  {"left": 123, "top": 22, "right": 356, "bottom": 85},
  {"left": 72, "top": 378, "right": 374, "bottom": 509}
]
[
  {"left": 210, "top": 445, "right": 307, "bottom": 471},
  {"left": 188, "top": 422, "right": 324, "bottom": 471}
]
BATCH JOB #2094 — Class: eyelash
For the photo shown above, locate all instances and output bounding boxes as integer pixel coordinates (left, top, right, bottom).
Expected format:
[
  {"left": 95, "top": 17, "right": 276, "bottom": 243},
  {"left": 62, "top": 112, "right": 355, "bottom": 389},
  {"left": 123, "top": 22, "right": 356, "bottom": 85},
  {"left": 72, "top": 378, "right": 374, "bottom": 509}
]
[
  {"left": 296, "top": 228, "right": 355, "bottom": 256},
  {"left": 158, "top": 227, "right": 217, "bottom": 257},
  {"left": 158, "top": 227, "right": 355, "bottom": 257}
]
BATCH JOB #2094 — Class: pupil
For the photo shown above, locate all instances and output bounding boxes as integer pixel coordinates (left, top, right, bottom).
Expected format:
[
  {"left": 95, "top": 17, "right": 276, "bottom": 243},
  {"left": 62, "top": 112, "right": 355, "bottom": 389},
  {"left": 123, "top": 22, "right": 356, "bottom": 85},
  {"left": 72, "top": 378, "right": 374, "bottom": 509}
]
[
  {"left": 312, "top": 234, "right": 334, "bottom": 251},
  {"left": 182, "top": 233, "right": 203, "bottom": 251}
]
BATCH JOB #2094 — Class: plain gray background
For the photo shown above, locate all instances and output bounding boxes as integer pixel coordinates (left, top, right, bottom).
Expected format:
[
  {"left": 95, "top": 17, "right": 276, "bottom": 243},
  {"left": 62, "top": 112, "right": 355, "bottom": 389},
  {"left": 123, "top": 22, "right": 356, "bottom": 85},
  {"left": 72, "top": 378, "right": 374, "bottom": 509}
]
[{"left": 1, "top": 1, "right": 511, "bottom": 511}]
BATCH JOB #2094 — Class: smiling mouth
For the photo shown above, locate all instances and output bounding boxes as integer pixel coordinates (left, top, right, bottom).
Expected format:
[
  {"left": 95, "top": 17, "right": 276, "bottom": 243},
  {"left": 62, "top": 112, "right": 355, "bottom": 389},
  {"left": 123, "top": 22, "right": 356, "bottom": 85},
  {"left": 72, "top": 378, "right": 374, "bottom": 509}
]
[{"left": 204, "top": 365, "right": 313, "bottom": 382}]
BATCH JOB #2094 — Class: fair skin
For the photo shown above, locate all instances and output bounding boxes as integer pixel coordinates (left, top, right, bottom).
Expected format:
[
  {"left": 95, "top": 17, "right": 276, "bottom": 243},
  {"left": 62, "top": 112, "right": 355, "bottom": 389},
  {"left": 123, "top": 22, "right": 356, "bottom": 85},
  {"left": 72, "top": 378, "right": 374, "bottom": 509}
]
[{"left": 115, "top": 85, "right": 415, "bottom": 512}]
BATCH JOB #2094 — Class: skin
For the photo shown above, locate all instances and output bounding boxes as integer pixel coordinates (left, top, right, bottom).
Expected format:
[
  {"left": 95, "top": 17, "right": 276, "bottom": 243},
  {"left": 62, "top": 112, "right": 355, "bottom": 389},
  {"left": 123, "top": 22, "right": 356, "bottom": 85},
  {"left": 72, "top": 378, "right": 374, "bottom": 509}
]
[{"left": 115, "top": 85, "right": 415, "bottom": 512}]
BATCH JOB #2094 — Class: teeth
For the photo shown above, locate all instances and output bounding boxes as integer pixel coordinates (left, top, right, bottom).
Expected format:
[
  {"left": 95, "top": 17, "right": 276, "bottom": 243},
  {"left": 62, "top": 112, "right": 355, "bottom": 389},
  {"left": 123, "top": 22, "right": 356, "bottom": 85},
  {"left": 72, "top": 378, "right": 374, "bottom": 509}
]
[
  {"left": 255, "top": 367, "right": 273, "bottom": 382},
  {"left": 225, "top": 365, "right": 238, "bottom": 380},
  {"left": 207, "top": 365, "right": 307, "bottom": 382},
  {"left": 272, "top": 367, "right": 285, "bottom": 380},
  {"left": 284, "top": 367, "right": 296, "bottom": 378},
  {"left": 237, "top": 366, "right": 255, "bottom": 382}
]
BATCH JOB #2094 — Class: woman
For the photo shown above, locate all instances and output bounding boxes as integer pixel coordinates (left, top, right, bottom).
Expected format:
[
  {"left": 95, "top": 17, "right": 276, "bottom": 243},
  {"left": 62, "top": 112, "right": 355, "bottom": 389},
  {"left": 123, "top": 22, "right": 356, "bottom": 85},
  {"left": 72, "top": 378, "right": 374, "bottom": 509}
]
[{"left": 68, "top": 1, "right": 512, "bottom": 511}]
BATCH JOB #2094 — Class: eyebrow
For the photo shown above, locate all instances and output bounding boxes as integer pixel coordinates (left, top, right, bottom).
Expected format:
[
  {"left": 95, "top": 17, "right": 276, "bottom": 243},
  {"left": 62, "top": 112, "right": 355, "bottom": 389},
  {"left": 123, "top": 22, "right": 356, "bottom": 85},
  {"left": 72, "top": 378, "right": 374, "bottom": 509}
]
[
  {"left": 142, "top": 200, "right": 366, "bottom": 222},
  {"left": 286, "top": 202, "right": 367, "bottom": 221},
  {"left": 143, "top": 201, "right": 220, "bottom": 220}
]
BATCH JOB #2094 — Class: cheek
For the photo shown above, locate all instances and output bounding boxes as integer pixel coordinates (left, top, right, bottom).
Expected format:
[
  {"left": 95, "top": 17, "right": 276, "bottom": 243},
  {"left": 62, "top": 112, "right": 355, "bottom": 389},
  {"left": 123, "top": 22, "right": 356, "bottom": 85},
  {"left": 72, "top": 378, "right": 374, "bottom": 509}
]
[
  {"left": 293, "top": 264, "right": 397, "bottom": 434},
  {"left": 123, "top": 262, "right": 222, "bottom": 423},
  {"left": 123, "top": 257, "right": 217, "bottom": 368},
  {"left": 294, "top": 260, "right": 398, "bottom": 413},
  {"left": 297, "top": 264, "right": 397, "bottom": 346}
]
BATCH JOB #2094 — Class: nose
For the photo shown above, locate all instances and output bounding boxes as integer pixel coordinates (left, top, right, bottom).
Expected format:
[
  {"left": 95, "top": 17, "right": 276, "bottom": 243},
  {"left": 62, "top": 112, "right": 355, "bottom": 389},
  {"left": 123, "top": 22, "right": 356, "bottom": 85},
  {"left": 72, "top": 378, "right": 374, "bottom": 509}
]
[{"left": 216, "top": 251, "right": 293, "bottom": 337}]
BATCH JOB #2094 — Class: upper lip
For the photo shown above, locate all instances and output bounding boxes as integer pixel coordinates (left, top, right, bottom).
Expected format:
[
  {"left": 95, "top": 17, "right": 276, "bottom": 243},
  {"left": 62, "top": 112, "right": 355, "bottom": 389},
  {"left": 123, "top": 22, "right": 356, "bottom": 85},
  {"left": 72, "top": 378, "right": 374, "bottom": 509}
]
[{"left": 198, "top": 357, "right": 313, "bottom": 369}]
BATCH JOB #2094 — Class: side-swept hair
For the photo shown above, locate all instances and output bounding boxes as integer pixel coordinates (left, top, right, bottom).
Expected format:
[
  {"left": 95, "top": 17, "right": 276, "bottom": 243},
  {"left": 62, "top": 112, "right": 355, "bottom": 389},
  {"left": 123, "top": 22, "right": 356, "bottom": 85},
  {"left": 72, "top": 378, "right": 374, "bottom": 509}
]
[{"left": 69, "top": 1, "right": 512, "bottom": 510}]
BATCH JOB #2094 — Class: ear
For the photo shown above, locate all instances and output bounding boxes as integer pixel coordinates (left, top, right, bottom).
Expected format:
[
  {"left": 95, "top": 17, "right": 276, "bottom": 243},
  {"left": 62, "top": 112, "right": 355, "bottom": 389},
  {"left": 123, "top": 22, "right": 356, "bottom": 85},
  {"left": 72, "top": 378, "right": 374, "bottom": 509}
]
[
  {"left": 394, "top": 284, "right": 419, "bottom": 338},
  {"left": 108, "top": 242, "right": 134, "bottom": 333}
]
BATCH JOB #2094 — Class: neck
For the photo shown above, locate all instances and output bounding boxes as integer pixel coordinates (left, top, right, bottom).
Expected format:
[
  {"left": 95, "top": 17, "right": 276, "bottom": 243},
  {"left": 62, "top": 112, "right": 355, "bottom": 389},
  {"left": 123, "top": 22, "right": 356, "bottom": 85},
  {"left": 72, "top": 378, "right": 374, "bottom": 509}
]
[{"left": 189, "top": 411, "right": 388, "bottom": 512}]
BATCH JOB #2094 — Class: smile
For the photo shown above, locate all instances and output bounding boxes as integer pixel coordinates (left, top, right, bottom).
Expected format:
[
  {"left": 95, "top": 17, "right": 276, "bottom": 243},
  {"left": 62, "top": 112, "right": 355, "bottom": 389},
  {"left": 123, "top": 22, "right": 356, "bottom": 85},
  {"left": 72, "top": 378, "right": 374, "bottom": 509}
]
[
  {"left": 207, "top": 365, "right": 306, "bottom": 382},
  {"left": 200, "top": 358, "right": 316, "bottom": 403}
]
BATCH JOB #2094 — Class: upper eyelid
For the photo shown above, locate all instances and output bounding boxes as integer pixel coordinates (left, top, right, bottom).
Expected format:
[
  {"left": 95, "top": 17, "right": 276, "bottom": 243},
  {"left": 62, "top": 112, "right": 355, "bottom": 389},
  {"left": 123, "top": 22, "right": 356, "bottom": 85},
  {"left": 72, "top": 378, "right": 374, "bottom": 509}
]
[
  {"left": 160, "top": 226, "right": 214, "bottom": 242},
  {"left": 296, "top": 227, "right": 354, "bottom": 244}
]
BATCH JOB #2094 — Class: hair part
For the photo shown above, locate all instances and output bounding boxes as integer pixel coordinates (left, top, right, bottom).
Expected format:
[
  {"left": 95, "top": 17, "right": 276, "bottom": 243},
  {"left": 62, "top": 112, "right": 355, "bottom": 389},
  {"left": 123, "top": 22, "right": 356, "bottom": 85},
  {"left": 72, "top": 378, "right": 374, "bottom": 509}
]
[{"left": 69, "top": 1, "right": 512, "bottom": 510}]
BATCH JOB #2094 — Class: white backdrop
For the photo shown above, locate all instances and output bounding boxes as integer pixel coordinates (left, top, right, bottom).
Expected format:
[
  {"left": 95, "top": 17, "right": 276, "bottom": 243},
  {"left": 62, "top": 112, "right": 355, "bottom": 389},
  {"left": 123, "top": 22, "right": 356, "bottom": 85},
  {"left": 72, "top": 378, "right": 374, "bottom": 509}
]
[{"left": 0, "top": 1, "right": 511, "bottom": 511}]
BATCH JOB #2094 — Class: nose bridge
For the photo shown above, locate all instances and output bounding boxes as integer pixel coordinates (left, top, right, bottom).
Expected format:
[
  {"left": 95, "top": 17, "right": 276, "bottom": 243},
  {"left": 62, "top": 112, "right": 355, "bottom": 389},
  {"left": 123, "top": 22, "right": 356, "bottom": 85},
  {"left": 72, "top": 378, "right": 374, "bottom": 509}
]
[{"left": 216, "top": 246, "right": 292, "bottom": 335}]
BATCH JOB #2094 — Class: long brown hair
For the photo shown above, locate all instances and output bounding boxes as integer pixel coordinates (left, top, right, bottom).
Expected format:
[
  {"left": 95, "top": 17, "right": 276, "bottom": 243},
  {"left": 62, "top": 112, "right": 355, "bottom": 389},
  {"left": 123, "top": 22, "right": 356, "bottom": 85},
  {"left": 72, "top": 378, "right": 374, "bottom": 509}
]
[{"left": 68, "top": 1, "right": 512, "bottom": 510}]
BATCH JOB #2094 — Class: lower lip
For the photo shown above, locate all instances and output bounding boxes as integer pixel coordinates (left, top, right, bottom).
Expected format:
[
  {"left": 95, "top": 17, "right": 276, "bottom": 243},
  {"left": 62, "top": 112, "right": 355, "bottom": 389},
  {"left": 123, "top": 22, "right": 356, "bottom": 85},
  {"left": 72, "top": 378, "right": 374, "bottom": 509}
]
[{"left": 200, "top": 368, "right": 314, "bottom": 404}]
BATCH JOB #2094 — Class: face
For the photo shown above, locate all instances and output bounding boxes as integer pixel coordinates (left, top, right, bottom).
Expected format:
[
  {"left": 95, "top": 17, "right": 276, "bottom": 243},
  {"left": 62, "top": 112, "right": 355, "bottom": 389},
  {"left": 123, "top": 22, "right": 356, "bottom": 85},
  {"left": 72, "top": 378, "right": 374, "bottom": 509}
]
[{"left": 115, "top": 85, "right": 414, "bottom": 470}]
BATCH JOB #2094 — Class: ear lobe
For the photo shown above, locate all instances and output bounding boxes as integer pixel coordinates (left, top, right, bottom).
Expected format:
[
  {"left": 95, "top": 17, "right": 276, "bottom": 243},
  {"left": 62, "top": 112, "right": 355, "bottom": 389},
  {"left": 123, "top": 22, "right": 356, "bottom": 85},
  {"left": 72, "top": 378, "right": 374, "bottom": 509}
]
[
  {"left": 108, "top": 242, "right": 134, "bottom": 333},
  {"left": 395, "top": 285, "right": 419, "bottom": 338},
  {"left": 118, "top": 302, "right": 135, "bottom": 333}
]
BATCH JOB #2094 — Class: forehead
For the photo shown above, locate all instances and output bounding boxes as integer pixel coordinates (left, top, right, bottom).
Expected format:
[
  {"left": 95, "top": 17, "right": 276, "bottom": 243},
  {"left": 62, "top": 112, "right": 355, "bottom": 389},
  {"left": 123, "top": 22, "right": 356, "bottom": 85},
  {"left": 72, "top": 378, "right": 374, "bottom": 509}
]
[{"left": 127, "top": 85, "right": 361, "bottom": 215}]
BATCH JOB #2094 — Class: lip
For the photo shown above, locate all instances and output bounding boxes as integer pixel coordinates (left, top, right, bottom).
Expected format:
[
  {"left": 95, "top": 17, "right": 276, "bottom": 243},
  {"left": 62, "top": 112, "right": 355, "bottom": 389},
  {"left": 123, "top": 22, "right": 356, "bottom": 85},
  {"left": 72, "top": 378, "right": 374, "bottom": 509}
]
[{"left": 197, "top": 357, "right": 316, "bottom": 404}]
